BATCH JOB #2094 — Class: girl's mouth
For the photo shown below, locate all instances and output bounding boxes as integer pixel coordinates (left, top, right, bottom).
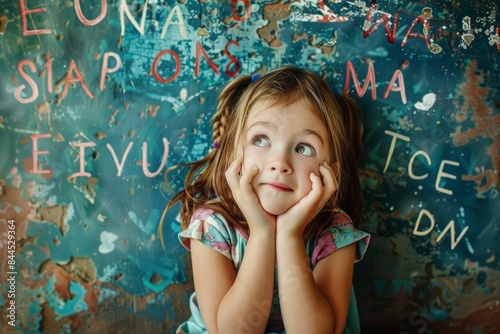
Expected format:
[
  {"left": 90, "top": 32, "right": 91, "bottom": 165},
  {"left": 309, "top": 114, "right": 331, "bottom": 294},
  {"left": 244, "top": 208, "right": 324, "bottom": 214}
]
[{"left": 265, "top": 182, "right": 293, "bottom": 192}]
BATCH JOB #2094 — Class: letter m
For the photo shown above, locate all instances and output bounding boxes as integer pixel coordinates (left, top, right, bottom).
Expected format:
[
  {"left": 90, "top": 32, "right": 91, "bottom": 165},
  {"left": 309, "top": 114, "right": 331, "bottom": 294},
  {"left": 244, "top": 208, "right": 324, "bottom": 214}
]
[{"left": 344, "top": 61, "right": 377, "bottom": 100}]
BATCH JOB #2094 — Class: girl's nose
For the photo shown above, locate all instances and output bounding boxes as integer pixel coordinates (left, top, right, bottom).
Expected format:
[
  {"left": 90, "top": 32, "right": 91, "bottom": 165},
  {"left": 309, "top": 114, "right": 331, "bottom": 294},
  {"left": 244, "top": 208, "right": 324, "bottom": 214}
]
[{"left": 270, "top": 153, "right": 293, "bottom": 174}]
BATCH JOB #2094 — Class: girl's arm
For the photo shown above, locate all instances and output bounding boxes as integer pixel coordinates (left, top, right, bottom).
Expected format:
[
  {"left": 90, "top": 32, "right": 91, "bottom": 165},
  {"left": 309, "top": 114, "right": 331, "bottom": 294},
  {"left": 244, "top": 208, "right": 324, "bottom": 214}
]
[
  {"left": 190, "top": 228, "right": 275, "bottom": 334},
  {"left": 193, "top": 156, "right": 277, "bottom": 333},
  {"left": 276, "top": 234, "right": 356, "bottom": 334},
  {"left": 276, "top": 163, "right": 355, "bottom": 333}
]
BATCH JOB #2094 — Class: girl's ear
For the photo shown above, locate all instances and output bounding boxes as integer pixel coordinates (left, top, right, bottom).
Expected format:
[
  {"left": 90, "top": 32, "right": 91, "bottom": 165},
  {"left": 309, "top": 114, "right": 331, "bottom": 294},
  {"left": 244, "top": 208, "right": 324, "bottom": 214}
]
[{"left": 330, "top": 162, "right": 340, "bottom": 177}]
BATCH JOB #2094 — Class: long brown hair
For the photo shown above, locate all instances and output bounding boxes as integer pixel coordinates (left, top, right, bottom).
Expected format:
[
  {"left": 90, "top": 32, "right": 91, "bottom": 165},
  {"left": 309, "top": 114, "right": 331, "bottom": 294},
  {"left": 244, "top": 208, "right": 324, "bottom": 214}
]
[{"left": 160, "top": 65, "right": 364, "bottom": 243}]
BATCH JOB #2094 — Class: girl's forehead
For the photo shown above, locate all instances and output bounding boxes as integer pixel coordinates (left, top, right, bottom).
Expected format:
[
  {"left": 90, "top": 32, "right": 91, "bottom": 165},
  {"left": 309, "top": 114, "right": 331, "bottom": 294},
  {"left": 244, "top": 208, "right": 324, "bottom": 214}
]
[{"left": 247, "top": 99, "right": 309, "bottom": 120}]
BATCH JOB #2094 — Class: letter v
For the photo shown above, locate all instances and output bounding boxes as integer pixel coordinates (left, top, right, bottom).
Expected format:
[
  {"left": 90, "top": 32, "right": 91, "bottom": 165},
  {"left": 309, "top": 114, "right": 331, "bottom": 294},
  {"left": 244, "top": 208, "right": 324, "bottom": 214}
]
[{"left": 107, "top": 142, "right": 133, "bottom": 176}]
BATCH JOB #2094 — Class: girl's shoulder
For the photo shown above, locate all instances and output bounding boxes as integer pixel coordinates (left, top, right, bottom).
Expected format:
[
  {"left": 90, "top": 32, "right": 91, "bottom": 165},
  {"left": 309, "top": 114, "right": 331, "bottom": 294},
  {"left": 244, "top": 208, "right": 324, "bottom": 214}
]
[
  {"left": 331, "top": 209, "right": 355, "bottom": 226},
  {"left": 308, "top": 209, "right": 371, "bottom": 267},
  {"left": 185, "top": 207, "right": 235, "bottom": 238},
  {"left": 178, "top": 207, "right": 248, "bottom": 260}
]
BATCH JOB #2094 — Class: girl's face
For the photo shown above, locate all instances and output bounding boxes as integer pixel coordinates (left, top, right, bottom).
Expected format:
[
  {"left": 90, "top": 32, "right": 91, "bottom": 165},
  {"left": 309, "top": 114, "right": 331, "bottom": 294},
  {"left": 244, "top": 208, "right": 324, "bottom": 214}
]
[{"left": 240, "top": 99, "right": 332, "bottom": 215}]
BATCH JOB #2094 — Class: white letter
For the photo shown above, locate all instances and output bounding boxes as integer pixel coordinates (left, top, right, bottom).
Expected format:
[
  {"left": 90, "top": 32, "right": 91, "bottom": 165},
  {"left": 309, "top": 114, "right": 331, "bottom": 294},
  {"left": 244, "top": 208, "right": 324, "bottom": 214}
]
[
  {"left": 436, "top": 220, "right": 469, "bottom": 250},
  {"left": 435, "top": 160, "right": 459, "bottom": 195},
  {"left": 160, "top": 5, "right": 188, "bottom": 39},
  {"left": 413, "top": 209, "right": 435, "bottom": 236},
  {"left": 120, "top": 0, "right": 148, "bottom": 35},
  {"left": 408, "top": 150, "right": 431, "bottom": 180},
  {"left": 383, "top": 130, "right": 410, "bottom": 173}
]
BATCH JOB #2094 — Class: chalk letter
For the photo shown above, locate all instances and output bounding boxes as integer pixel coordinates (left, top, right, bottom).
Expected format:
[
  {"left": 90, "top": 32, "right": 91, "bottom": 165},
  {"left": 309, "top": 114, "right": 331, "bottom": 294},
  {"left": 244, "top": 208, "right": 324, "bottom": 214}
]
[
  {"left": 436, "top": 220, "right": 469, "bottom": 250},
  {"left": 30, "top": 134, "right": 51, "bottom": 174},
  {"left": 152, "top": 50, "right": 181, "bottom": 83},
  {"left": 232, "top": 0, "right": 251, "bottom": 21},
  {"left": 106, "top": 142, "right": 133, "bottom": 176},
  {"left": 402, "top": 12, "right": 434, "bottom": 49},
  {"left": 100, "top": 52, "right": 122, "bottom": 90},
  {"left": 383, "top": 130, "right": 410, "bottom": 173},
  {"left": 142, "top": 138, "right": 169, "bottom": 178},
  {"left": 14, "top": 60, "right": 39, "bottom": 103},
  {"left": 74, "top": 0, "right": 107, "bottom": 26},
  {"left": 344, "top": 61, "right": 377, "bottom": 100},
  {"left": 70, "top": 141, "right": 96, "bottom": 178},
  {"left": 120, "top": 0, "right": 148, "bottom": 35},
  {"left": 19, "top": 0, "right": 51, "bottom": 35},
  {"left": 408, "top": 150, "right": 431, "bottom": 180},
  {"left": 383, "top": 69, "right": 407, "bottom": 104},
  {"left": 194, "top": 41, "right": 220, "bottom": 77},
  {"left": 435, "top": 160, "right": 459, "bottom": 195},
  {"left": 61, "top": 60, "right": 94, "bottom": 99},
  {"left": 45, "top": 57, "right": 53, "bottom": 93},
  {"left": 413, "top": 209, "right": 435, "bottom": 236},
  {"left": 225, "top": 40, "right": 241, "bottom": 77},
  {"left": 160, "top": 5, "right": 187, "bottom": 39},
  {"left": 363, "top": 1, "right": 399, "bottom": 43}
]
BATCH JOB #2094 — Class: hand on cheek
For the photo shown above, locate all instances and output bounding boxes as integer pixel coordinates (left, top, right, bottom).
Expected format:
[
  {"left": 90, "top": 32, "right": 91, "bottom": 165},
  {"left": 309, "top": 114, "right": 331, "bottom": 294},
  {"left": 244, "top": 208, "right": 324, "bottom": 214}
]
[
  {"left": 276, "top": 162, "right": 338, "bottom": 237},
  {"left": 226, "top": 155, "right": 276, "bottom": 233}
]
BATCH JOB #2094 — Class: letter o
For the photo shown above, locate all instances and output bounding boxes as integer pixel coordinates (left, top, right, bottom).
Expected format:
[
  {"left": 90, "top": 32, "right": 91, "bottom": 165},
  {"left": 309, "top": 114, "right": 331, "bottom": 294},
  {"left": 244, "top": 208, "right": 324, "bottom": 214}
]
[{"left": 152, "top": 50, "right": 181, "bottom": 83}]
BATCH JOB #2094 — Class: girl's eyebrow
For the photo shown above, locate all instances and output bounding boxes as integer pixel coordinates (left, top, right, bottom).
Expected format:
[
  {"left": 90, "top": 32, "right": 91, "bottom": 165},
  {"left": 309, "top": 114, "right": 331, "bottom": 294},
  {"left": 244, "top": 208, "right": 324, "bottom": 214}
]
[
  {"left": 249, "top": 121, "right": 324, "bottom": 146},
  {"left": 247, "top": 121, "right": 278, "bottom": 132},
  {"left": 303, "top": 129, "right": 325, "bottom": 146}
]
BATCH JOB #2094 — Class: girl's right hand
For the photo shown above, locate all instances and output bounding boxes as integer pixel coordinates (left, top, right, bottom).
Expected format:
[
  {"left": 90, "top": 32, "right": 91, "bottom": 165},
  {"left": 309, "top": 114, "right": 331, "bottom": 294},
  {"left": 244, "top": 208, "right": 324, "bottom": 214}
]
[{"left": 225, "top": 155, "right": 276, "bottom": 233}]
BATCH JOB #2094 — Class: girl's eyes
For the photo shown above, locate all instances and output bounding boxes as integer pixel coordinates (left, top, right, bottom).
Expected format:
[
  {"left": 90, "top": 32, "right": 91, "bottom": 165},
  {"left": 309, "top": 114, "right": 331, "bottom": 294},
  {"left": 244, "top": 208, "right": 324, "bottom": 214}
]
[
  {"left": 251, "top": 136, "right": 316, "bottom": 157},
  {"left": 253, "top": 135, "right": 270, "bottom": 147},
  {"left": 296, "top": 144, "right": 315, "bottom": 156}
]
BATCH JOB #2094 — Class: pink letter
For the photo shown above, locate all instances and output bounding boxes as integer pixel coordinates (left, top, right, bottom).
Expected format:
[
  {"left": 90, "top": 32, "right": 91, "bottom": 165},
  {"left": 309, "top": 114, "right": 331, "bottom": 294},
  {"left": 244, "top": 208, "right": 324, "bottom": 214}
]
[
  {"left": 61, "top": 60, "right": 94, "bottom": 99},
  {"left": 383, "top": 69, "right": 407, "bottom": 104},
  {"left": 30, "top": 134, "right": 51, "bottom": 174},
  {"left": 344, "top": 61, "right": 377, "bottom": 100},
  {"left": 19, "top": 0, "right": 51, "bottom": 35},
  {"left": 152, "top": 50, "right": 181, "bottom": 84},
  {"left": 142, "top": 138, "right": 169, "bottom": 178},
  {"left": 195, "top": 41, "right": 220, "bottom": 77},
  {"left": 225, "top": 40, "right": 241, "bottom": 77},
  {"left": 363, "top": 0, "right": 399, "bottom": 43},
  {"left": 14, "top": 60, "right": 39, "bottom": 103},
  {"left": 74, "top": 0, "right": 107, "bottom": 26},
  {"left": 45, "top": 57, "right": 53, "bottom": 93},
  {"left": 106, "top": 142, "right": 133, "bottom": 176},
  {"left": 100, "top": 52, "right": 122, "bottom": 90},
  {"left": 70, "top": 141, "right": 96, "bottom": 178}
]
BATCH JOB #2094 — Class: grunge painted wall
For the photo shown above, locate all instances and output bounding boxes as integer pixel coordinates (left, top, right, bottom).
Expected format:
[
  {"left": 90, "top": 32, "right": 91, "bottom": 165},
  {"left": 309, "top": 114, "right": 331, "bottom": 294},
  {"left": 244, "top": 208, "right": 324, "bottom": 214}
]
[{"left": 0, "top": 0, "right": 498, "bottom": 333}]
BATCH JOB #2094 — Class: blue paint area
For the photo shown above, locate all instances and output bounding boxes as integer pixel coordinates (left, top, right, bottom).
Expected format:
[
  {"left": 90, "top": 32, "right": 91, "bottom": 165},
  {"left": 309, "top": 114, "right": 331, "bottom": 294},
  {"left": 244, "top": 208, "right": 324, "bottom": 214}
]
[{"left": 48, "top": 281, "right": 88, "bottom": 319}]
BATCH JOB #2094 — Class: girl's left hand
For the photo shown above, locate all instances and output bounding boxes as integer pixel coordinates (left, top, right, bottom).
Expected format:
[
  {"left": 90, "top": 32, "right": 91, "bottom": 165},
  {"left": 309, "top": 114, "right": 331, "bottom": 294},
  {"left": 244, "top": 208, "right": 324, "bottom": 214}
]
[{"left": 276, "top": 162, "right": 338, "bottom": 237}]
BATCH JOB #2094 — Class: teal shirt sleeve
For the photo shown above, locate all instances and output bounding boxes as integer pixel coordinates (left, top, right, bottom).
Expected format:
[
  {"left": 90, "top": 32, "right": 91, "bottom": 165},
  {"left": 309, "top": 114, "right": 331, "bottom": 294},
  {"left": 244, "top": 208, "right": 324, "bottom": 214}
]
[
  {"left": 178, "top": 208, "right": 234, "bottom": 261},
  {"left": 309, "top": 210, "right": 371, "bottom": 268}
]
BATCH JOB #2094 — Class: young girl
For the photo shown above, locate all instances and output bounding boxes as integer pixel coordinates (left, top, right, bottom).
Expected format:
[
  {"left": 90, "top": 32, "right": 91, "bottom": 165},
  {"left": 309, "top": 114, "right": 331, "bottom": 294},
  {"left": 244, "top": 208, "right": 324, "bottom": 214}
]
[{"left": 163, "top": 66, "right": 370, "bottom": 334}]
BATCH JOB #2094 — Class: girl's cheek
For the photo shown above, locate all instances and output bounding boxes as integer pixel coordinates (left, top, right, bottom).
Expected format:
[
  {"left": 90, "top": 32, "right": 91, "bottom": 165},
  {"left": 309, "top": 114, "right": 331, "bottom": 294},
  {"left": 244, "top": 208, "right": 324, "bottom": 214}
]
[{"left": 243, "top": 148, "right": 259, "bottom": 170}]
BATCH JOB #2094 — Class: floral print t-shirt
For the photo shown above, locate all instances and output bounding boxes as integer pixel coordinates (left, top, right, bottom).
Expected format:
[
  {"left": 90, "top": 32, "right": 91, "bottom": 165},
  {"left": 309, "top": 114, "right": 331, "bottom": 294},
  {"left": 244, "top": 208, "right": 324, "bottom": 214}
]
[{"left": 176, "top": 208, "right": 370, "bottom": 334}]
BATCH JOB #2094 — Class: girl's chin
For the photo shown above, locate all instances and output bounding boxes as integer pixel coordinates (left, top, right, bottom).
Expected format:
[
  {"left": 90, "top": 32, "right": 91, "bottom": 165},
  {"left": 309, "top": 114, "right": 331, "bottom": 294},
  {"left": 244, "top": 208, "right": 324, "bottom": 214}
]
[{"left": 261, "top": 203, "right": 292, "bottom": 216}]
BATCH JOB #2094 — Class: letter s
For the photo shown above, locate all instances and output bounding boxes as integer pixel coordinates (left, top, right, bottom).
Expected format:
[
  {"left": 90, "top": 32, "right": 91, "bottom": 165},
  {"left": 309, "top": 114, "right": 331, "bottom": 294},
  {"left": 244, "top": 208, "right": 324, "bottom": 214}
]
[{"left": 15, "top": 60, "right": 39, "bottom": 103}]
